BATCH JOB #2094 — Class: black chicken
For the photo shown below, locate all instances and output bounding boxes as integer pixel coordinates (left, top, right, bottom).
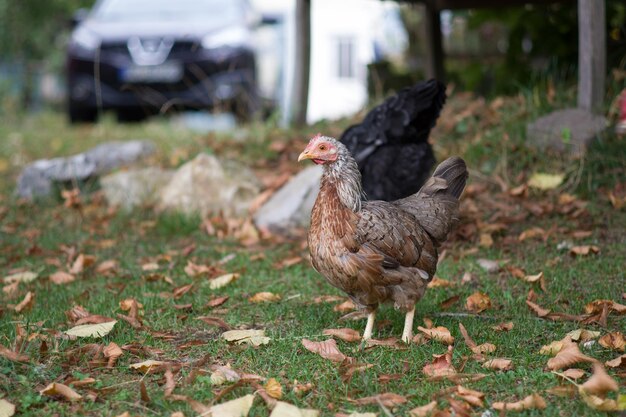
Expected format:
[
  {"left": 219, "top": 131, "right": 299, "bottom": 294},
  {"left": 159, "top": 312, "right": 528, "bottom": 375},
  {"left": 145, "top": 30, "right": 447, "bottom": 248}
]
[{"left": 340, "top": 79, "right": 446, "bottom": 202}]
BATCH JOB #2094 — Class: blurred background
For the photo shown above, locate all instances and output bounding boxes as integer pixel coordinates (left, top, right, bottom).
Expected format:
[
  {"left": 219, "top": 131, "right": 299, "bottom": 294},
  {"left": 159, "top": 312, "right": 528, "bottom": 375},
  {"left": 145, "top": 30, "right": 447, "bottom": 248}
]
[{"left": 0, "top": 0, "right": 624, "bottom": 128}]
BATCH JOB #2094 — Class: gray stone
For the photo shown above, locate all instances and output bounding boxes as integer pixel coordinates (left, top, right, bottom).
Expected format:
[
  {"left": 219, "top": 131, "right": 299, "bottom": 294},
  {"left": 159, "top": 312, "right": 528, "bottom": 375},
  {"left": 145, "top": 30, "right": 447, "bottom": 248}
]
[
  {"left": 157, "top": 153, "right": 260, "bottom": 218},
  {"left": 16, "top": 140, "right": 155, "bottom": 199},
  {"left": 526, "top": 108, "right": 607, "bottom": 155},
  {"left": 101, "top": 168, "right": 175, "bottom": 210},
  {"left": 253, "top": 165, "right": 322, "bottom": 233}
]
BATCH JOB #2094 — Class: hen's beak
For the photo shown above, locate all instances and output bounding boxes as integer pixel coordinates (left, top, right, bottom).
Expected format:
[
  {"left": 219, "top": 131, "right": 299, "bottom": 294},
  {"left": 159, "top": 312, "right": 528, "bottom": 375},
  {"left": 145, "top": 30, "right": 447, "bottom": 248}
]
[{"left": 298, "top": 149, "right": 314, "bottom": 162}]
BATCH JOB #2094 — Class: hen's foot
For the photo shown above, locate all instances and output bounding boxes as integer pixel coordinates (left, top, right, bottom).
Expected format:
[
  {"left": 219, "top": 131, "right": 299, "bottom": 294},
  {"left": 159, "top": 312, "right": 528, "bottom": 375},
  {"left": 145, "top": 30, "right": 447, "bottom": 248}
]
[{"left": 401, "top": 308, "right": 415, "bottom": 343}]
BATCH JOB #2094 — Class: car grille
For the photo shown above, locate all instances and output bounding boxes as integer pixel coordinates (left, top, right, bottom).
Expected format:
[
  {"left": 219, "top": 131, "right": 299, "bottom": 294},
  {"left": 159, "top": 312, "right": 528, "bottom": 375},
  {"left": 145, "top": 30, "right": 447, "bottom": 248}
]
[{"left": 100, "top": 40, "right": 200, "bottom": 56}]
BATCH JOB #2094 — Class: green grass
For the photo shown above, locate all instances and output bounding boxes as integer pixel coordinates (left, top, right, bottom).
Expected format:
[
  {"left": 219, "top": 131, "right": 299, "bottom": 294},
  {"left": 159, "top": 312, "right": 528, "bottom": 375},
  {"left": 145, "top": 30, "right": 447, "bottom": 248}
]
[{"left": 0, "top": 99, "right": 625, "bottom": 416}]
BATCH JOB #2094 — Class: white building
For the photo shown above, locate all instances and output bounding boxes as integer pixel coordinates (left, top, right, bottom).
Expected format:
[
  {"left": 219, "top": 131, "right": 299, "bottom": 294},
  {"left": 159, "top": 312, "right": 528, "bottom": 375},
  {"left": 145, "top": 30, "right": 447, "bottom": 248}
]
[{"left": 251, "top": 0, "right": 407, "bottom": 124}]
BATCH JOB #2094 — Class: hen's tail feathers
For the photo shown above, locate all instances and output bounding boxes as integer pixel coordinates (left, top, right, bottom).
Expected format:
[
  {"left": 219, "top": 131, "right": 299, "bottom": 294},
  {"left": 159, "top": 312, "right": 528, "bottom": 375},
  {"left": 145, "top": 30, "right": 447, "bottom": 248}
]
[
  {"left": 394, "top": 157, "right": 468, "bottom": 244},
  {"left": 430, "top": 156, "right": 468, "bottom": 199}
]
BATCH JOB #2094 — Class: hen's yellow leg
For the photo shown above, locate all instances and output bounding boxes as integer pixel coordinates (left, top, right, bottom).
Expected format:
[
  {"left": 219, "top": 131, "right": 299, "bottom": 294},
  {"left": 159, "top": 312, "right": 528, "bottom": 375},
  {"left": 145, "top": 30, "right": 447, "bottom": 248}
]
[
  {"left": 362, "top": 311, "right": 376, "bottom": 340},
  {"left": 402, "top": 307, "right": 415, "bottom": 343}
]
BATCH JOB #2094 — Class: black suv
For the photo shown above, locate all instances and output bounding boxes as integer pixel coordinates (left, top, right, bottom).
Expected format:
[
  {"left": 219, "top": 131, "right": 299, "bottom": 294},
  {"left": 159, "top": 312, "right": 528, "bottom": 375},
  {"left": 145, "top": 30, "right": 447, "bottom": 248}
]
[{"left": 66, "top": 0, "right": 260, "bottom": 123}]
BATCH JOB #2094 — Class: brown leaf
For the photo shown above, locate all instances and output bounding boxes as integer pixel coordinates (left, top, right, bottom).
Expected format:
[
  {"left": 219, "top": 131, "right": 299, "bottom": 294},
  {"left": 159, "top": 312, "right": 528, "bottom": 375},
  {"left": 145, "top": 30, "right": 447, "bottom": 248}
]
[
  {"left": 70, "top": 254, "right": 96, "bottom": 274},
  {"left": 440, "top": 295, "right": 460, "bottom": 310},
  {"left": 95, "top": 260, "right": 118, "bottom": 274},
  {"left": 222, "top": 329, "right": 270, "bottom": 346},
  {"left": 301, "top": 339, "right": 348, "bottom": 363},
  {"left": 483, "top": 358, "right": 512, "bottom": 371},
  {"left": 578, "top": 389, "right": 623, "bottom": 412},
  {"left": 333, "top": 300, "right": 356, "bottom": 312},
  {"left": 14, "top": 291, "right": 34, "bottom": 313},
  {"left": 547, "top": 338, "right": 596, "bottom": 370},
  {"left": 172, "top": 283, "right": 194, "bottom": 299},
  {"left": 40, "top": 382, "right": 82, "bottom": 401},
  {"left": 456, "top": 385, "right": 485, "bottom": 408},
  {"left": 378, "top": 373, "right": 402, "bottom": 384},
  {"left": 526, "top": 299, "right": 551, "bottom": 317},
  {"left": 50, "top": 271, "right": 76, "bottom": 285},
  {"left": 423, "top": 345, "right": 456, "bottom": 377},
  {"left": 605, "top": 354, "right": 626, "bottom": 368},
  {"left": 492, "top": 321, "right": 514, "bottom": 332},
  {"left": 274, "top": 256, "right": 302, "bottom": 269},
  {"left": 565, "top": 329, "right": 601, "bottom": 342},
  {"left": 322, "top": 328, "right": 361, "bottom": 342},
  {"left": 518, "top": 227, "right": 546, "bottom": 241},
  {"left": 479, "top": 233, "right": 493, "bottom": 248},
  {"left": 264, "top": 378, "right": 283, "bottom": 399},
  {"left": 417, "top": 326, "right": 454, "bottom": 345},
  {"left": 3, "top": 281, "right": 19, "bottom": 298},
  {"left": 352, "top": 392, "right": 407, "bottom": 408},
  {"left": 465, "top": 292, "right": 491, "bottom": 313},
  {"left": 103, "top": 342, "right": 123, "bottom": 368},
  {"left": 492, "top": 393, "right": 547, "bottom": 411},
  {"left": 428, "top": 277, "right": 455, "bottom": 288},
  {"left": 129, "top": 360, "right": 168, "bottom": 374},
  {"left": 248, "top": 292, "right": 282, "bottom": 303},
  {"left": 0, "top": 344, "right": 29, "bottom": 362},
  {"left": 313, "top": 295, "right": 345, "bottom": 303},
  {"left": 409, "top": 401, "right": 438, "bottom": 417},
  {"left": 209, "top": 273, "right": 239, "bottom": 289},
  {"left": 598, "top": 332, "right": 625, "bottom": 351},
  {"left": 75, "top": 315, "right": 116, "bottom": 325},
  {"left": 560, "top": 368, "right": 586, "bottom": 380},
  {"left": 580, "top": 362, "right": 619, "bottom": 396},
  {"left": 204, "top": 296, "right": 229, "bottom": 308},
  {"left": 139, "top": 380, "right": 150, "bottom": 403},
  {"left": 569, "top": 245, "right": 600, "bottom": 256},
  {"left": 546, "top": 385, "right": 577, "bottom": 397},
  {"left": 163, "top": 366, "right": 176, "bottom": 397},
  {"left": 197, "top": 316, "right": 232, "bottom": 330}
]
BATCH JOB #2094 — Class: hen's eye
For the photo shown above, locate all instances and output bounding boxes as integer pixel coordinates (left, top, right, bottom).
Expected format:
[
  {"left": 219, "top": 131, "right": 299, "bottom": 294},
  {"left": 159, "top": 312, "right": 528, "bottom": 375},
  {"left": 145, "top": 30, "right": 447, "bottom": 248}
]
[{"left": 319, "top": 144, "right": 327, "bottom": 151}]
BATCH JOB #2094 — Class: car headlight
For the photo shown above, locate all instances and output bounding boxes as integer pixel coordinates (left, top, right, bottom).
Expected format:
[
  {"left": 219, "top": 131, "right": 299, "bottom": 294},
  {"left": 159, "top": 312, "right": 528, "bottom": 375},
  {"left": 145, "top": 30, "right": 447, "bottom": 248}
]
[
  {"left": 72, "top": 27, "right": 101, "bottom": 51},
  {"left": 201, "top": 26, "right": 250, "bottom": 49}
]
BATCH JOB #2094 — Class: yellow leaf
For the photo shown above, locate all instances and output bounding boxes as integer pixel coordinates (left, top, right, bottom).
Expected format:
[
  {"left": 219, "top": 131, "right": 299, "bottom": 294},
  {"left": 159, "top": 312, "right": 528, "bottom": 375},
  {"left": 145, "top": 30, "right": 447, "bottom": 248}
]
[
  {"left": 129, "top": 360, "right": 167, "bottom": 374},
  {"left": 528, "top": 172, "right": 564, "bottom": 190},
  {"left": 0, "top": 399, "right": 16, "bottom": 417},
  {"left": 249, "top": 292, "right": 281, "bottom": 303},
  {"left": 269, "top": 401, "right": 319, "bottom": 417},
  {"left": 598, "top": 332, "right": 625, "bottom": 351},
  {"left": 40, "top": 382, "right": 82, "bottom": 401},
  {"left": 566, "top": 329, "right": 601, "bottom": 342},
  {"left": 482, "top": 358, "right": 512, "bottom": 371},
  {"left": 65, "top": 321, "right": 116, "bottom": 338},
  {"left": 264, "top": 378, "right": 283, "bottom": 399},
  {"left": 579, "top": 389, "right": 624, "bottom": 411},
  {"left": 465, "top": 292, "right": 491, "bottom": 313},
  {"left": 49, "top": 271, "right": 76, "bottom": 285},
  {"left": 3, "top": 271, "right": 38, "bottom": 284},
  {"left": 492, "top": 393, "right": 547, "bottom": 411},
  {"left": 222, "top": 329, "right": 269, "bottom": 346},
  {"left": 210, "top": 273, "right": 239, "bottom": 290},
  {"left": 210, "top": 394, "right": 255, "bottom": 417}
]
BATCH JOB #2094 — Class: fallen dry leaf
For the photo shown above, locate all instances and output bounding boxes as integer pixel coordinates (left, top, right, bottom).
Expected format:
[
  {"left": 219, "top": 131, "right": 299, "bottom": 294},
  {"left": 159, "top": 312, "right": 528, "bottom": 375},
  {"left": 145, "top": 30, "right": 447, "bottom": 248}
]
[
  {"left": 546, "top": 384, "right": 577, "bottom": 397},
  {"left": 172, "top": 283, "right": 194, "bottom": 298},
  {"left": 163, "top": 367, "right": 176, "bottom": 397},
  {"left": 205, "top": 296, "right": 229, "bottom": 308},
  {"left": 0, "top": 399, "right": 15, "bottom": 417},
  {"left": 526, "top": 300, "right": 551, "bottom": 317},
  {"left": 540, "top": 340, "right": 566, "bottom": 356},
  {"left": 605, "top": 354, "right": 626, "bottom": 368},
  {"left": 598, "top": 332, "right": 625, "bottom": 351},
  {"left": 476, "top": 258, "right": 500, "bottom": 273},
  {"left": 183, "top": 261, "right": 212, "bottom": 277},
  {"left": 333, "top": 299, "right": 356, "bottom": 312},
  {"left": 322, "top": 328, "right": 361, "bottom": 342},
  {"left": 351, "top": 392, "right": 407, "bottom": 408},
  {"left": 197, "top": 316, "right": 231, "bottom": 330},
  {"left": 269, "top": 401, "right": 319, "bottom": 417},
  {"left": 578, "top": 390, "right": 625, "bottom": 412},
  {"left": 518, "top": 227, "right": 546, "bottom": 241},
  {"left": 313, "top": 295, "right": 345, "bottom": 303},
  {"left": 301, "top": 339, "right": 348, "bottom": 363},
  {"left": 209, "top": 273, "right": 239, "bottom": 289},
  {"left": 492, "top": 393, "right": 547, "bottom": 411},
  {"left": 40, "top": 382, "right": 82, "bottom": 401},
  {"left": 0, "top": 344, "right": 29, "bottom": 362},
  {"left": 417, "top": 326, "right": 454, "bottom": 345},
  {"left": 65, "top": 321, "right": 116, "bottom": 338},
  {"left": 580, "top": 362, "right": 619, "bottom": 396},
  {"left": 570, "top": 245, "right": 600, "bottom": 256},
  {"left": 103, "top": 342, "right": 123, "bottom": 368},
  {"left": 3, "top": 271, "right": 38, "bottom": 284},
  {"left": 49, "top": 271, "right": 75, "bottom": 285},
  {"left": 427, "top": 277, "right": 455, "bottom": 288},
  {"left": 70, "top": 254, "right": 96, "bottom": 274},
  {"left": 465, "top": 292, "right": 491, "bottom": 313},
  {"left": 249, "top": 292, "right": 282, "bottom": 303},
  {"left": 129, "top": 360, "right": 167, "bottom": 374},
  {"left": 264, "top": 378, "right": 283, "bottom": 399},
  {"left": 222, "top": 329, "right": 269, "bottom": 346},
  {"left": 560, "top": 368, "right": 586, "bottom": 380},
  {"left": 566, "top": 329, "right": 601, "bottom": 342},
  {"left": 409, "top": 401, "right": 437, "bottom": 417},
  {"left": 492, "top": 321, "right": 514, "bottom": 332},
  {"left": 423, "top": 345, "right": 456, "bottom": 377},
  {"left": 528, "top": 172, "right": 564, "bottom": 189},
  {"left": 456, "top": 385, "right": 485, "bottom": 407},
  {"left": 3, "top": 281, "right": 19, "bottom": 298},
  {"left": 547, "top": 338, "right": 596, "bottom": 370},
  {"left": 482, "top": 358, "right": 512, "bottom": 371},
  {"left": 14, "top": 291, "right": 34, "bottom": 313},
  {"left": 210, "top": 394, "right": 255, "bottom": 417},
  {"left": 95, "top": 259, "right": 118, "bottom": 274}
]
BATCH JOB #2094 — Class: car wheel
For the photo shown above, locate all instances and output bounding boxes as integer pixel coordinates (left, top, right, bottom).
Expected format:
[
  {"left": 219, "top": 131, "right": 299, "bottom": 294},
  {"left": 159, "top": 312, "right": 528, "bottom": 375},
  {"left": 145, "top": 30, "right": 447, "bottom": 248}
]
[{"left": 68, "top": 102, "right": 97, "bottom": 124}]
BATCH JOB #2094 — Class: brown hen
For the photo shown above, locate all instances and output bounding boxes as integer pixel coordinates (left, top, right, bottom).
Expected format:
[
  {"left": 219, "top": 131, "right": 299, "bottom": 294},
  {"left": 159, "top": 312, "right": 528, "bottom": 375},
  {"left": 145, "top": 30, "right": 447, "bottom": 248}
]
[{"left": 299, "top": 135, "right": 468, "bottom": 342}]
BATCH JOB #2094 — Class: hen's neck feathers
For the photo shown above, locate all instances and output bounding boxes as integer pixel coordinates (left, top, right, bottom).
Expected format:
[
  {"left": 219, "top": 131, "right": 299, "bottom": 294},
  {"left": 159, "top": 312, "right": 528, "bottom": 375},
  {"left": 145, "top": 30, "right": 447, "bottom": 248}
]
[{"left": 321, "top": 142, "right": 363, "bottom": 212}]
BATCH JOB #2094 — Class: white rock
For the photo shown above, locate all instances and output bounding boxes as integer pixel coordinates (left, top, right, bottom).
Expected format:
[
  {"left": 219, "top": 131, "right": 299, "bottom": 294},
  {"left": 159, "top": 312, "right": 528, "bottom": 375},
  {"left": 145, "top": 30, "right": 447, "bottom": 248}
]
[
  {"left": 157, "top": 153, "right": 260, "bottom": 217},
  {"left": 101, "top": 168, "right": 174, "bottom": 210}
]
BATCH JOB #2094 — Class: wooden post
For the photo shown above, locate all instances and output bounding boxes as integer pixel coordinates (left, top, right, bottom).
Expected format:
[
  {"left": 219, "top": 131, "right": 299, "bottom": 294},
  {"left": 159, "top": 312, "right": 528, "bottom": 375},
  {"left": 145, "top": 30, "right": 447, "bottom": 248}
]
[
  {"left": 422, "top": 0, "right": 445, "bottom": 81},
  {"left": 292, "top": 0, "right": 311, "bottom": 127},
  {"left": 577, "top": 0, "right": 605, "bottom": 113}
]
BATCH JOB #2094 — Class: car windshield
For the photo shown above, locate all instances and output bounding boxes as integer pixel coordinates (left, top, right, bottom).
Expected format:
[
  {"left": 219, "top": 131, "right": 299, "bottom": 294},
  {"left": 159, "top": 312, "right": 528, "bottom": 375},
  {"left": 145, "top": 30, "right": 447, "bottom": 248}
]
[{"left": 91, "top": 0, "right": 243, "bottom": 25}]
